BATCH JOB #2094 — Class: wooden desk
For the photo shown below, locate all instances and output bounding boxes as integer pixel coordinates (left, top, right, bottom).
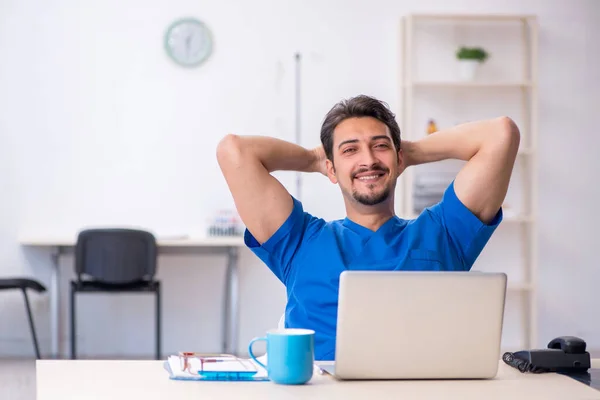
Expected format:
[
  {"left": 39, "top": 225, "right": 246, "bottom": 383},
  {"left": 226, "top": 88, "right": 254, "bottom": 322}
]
[
  {"left": 36, "top": 359, "right": 600, "bottom": 399},
  {"left": 19, "top": 235, "right": 245, "bottom": 359}
]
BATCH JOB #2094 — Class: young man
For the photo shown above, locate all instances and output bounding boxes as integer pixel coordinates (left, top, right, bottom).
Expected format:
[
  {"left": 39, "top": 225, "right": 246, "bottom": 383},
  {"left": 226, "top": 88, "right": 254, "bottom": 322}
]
[{"left": 216, "top": 95, "right": 520, "bottom": 361}]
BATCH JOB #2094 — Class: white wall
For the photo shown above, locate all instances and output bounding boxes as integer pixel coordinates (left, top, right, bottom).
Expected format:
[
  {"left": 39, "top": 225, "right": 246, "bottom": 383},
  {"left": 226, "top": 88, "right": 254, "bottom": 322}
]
[{"left": 0, "top": 0, "right": 599, "bottom": 358}]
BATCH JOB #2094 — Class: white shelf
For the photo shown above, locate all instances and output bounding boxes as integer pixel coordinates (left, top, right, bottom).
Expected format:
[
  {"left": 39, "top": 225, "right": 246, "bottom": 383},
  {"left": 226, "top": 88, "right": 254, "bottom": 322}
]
[
  {"left": 404, "top": 81, "right": 533, "bottom": 88},
  {"left": 467, "top": 278, "right": 533, "bottom": 292},
  {"left": 408, "top": 13, "right": 537, "bottom": 22},
  {"left": 507, "top": 282, "right": 534, "bottom": 292},
  {"left": 400, "top": 13, "right": 539, "bottom": 349},
  {"left": 504, "top": 215, "right": 534, "bottom": 223},
  {"left": 19, "top": 235, "right": 246, "bottom": 248},
  {"left": 402, "top": 213, "right": 533, "bottom": 223},
  {"left": 518, "top": 148, "right": 533, "bottom": 156}
]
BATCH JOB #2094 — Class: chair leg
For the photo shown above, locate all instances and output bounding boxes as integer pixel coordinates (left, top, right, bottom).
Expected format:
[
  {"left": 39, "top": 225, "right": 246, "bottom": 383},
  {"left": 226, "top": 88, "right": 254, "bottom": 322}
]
[
  {"left": 70, "top": 283, "right": 77, "bottom": 360},
  {"left": 21, "top": 289, "right": 41, "bottom": 359},
  {"left": 155, "top": 282, "right": 161, "bottom": 360}
]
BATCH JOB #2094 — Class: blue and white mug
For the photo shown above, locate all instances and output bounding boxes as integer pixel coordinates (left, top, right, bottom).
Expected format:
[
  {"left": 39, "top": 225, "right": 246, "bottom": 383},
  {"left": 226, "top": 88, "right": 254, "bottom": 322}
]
[{"left": 248, "top": 328, "right": 315, "bottom": 385}]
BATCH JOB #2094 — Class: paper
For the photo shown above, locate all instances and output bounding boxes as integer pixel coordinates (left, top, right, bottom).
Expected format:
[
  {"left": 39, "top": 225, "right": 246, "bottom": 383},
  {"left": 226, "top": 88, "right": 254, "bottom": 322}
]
[{"left": 164, "top": 355, "right": 268, "bottom": 381}]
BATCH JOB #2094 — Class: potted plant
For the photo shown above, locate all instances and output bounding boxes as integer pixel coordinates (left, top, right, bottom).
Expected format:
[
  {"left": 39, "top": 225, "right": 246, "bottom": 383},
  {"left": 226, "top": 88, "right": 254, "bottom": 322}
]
[{"left": 455, "top": 46, "right": 489, "bottom": 81}]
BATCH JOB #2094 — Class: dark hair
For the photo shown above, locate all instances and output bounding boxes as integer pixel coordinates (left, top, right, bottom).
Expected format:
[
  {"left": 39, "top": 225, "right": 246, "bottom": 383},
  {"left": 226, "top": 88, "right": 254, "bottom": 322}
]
[{"left": 320, "top": 95, "right": 401, "bottom": 162}]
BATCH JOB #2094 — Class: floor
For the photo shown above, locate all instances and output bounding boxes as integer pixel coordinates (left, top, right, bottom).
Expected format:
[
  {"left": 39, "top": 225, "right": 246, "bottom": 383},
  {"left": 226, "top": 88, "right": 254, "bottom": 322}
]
[{"left": 0, "top": 360, "right": 35, "bottom": 400}]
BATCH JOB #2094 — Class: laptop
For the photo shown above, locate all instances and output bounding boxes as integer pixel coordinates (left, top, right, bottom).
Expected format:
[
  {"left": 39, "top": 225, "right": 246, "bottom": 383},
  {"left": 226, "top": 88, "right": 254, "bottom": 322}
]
[{"left": 320, "top": 270, "right": 507, "bottom": 380}]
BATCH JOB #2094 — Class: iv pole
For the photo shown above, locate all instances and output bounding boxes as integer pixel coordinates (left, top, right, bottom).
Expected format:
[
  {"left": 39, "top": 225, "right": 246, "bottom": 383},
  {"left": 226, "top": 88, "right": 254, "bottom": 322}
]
[{"left": 294, "top": 52, "right": 302, "bottom": 201}]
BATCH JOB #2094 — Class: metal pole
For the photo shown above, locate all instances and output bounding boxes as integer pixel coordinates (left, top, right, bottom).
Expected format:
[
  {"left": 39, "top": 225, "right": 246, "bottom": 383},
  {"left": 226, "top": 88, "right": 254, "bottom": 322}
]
[
  {"left": 222, "top": 247, "right": 240, "bottom": 355},
  {"left": 294, "top": 52, "right": 302, "bottom": 201},
  {"left": 50, "top": 248, "right": 61, "bottom": 358}
]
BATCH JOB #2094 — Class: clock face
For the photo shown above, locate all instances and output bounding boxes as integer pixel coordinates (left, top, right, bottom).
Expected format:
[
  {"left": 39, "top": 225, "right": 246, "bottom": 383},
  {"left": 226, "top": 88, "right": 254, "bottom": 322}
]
[{"left": 164, "top": 18, "right": 212, "bottom": 67}]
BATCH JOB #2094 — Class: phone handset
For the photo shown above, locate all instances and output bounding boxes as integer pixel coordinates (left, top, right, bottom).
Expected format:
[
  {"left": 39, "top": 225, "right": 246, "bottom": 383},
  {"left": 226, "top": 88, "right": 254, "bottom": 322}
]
[{"left": 503, "top": 336, "right": 591, "bottom": 373}]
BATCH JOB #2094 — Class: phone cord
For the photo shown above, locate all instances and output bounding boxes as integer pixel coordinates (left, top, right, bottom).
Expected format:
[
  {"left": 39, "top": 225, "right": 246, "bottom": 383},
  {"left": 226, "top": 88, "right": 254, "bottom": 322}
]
[{"left": 502, "top": 352, "right": 550, "bottom": 374}]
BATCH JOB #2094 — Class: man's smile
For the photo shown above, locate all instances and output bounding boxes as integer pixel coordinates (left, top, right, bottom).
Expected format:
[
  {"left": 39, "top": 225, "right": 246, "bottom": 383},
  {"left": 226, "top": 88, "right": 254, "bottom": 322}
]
[{"left": 353, "top": 169, "right": 388, "bottom": 185}]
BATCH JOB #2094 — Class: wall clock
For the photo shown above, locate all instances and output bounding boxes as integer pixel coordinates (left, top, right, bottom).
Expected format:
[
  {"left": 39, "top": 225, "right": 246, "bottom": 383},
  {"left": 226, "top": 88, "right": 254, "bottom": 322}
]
[{"left": 164, "top": 18, "right": 213, "bottom": 67}]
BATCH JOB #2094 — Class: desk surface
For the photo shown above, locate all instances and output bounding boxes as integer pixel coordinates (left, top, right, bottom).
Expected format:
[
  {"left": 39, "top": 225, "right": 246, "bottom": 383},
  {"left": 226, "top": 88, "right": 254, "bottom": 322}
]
[
  {"left": 36, "top": 359, "right": 600, "bottom": 400},
  {"left": 19, "top": 235, "right": 245, "bottom": 247}
]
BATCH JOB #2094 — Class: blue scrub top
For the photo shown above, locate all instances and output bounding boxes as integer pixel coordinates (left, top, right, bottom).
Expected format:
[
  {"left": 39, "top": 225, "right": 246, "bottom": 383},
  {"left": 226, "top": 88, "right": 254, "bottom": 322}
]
[{"left": 244, "top": 181, "right": 502, "bottom": 361}]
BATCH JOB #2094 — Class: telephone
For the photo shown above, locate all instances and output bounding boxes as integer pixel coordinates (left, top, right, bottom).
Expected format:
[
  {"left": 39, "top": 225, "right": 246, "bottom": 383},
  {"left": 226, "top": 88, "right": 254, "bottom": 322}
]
[{"left": 503, "top": 336, "right": 591, "bottom": 373}]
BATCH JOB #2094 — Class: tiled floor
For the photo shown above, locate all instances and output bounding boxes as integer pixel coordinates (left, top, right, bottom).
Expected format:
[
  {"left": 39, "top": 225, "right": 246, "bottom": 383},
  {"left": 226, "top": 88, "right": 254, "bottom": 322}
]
[{"left": 0, "top": 359, "right": 36, "bottom": 400}]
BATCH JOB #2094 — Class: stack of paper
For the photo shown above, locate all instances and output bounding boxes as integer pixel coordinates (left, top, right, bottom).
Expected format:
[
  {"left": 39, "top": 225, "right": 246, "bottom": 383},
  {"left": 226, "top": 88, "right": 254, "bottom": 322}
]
[{"left": 163, "top": 355, "right": 268, "bottom": 381}]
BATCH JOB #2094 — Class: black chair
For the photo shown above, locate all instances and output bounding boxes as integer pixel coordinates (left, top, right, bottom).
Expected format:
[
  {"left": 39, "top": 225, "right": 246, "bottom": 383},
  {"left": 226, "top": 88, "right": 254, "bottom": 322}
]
[
  {"left": 70, "top": 228, "right": 161, "bottom": 360},
  {"left": 0, "top": 278, "right": 46, "bottom": 358}
]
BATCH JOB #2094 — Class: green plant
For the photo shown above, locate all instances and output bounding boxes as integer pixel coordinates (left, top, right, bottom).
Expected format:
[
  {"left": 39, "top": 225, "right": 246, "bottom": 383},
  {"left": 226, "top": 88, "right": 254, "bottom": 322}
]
[{"left": 456, "top": 47, "right": 489, "bottom": 62}]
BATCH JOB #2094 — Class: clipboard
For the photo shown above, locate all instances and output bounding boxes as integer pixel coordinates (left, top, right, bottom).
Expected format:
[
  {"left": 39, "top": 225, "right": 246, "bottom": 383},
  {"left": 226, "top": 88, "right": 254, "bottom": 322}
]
[{"left": 163, "top": 352, "right": 270, "bottom": 382}]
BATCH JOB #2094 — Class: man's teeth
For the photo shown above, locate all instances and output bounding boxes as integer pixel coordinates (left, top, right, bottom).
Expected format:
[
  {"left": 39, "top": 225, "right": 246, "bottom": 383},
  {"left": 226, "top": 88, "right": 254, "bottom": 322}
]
[{"left": 358, "top": 175, "right": 380, "bottom": 180}]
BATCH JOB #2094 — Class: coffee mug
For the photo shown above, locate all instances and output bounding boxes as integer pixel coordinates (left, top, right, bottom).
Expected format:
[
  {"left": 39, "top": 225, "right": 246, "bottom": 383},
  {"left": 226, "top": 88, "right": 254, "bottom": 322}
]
[{"left": 248, "top": 328, "right": 315, "bottom": 385}]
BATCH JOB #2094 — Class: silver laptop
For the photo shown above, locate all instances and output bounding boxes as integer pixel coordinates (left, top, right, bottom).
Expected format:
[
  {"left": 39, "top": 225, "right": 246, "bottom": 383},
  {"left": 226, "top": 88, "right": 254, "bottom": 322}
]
[{"left": 321, "top": 271, "right": 507, "bottom": 380}]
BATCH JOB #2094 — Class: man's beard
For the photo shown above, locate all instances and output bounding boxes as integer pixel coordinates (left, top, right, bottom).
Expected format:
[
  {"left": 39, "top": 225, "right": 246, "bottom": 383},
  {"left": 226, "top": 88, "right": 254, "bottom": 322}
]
[
  {"left": 349, "top": 164, "right": 391, "bottom": 205},
  {"left": 352, "top": 184, "right": 391, "bottom": 206}
]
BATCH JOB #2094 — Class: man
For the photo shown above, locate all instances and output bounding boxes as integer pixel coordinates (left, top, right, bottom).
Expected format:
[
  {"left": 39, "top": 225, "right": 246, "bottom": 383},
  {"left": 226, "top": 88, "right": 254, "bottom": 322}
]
[{"left": 216, "top": 95, "right": 520, "bottom": 361}]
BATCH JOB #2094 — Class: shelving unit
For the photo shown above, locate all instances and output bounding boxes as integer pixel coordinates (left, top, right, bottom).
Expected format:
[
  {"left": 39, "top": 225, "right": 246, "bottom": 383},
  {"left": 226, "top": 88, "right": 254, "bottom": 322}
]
[
  {"left": 398, "top": 13, "right": 539, "bottom": 349},
  {"left": 405, "top": 81, "right": 533, "bottom": 88}
]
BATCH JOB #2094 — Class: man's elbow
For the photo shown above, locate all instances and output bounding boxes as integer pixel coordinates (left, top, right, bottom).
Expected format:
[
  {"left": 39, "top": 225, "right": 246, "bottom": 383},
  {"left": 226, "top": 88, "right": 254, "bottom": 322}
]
[
  {"left": 495, "top": 116, "right": 521, "bottom": 153},
  {"left": 216, "top": 134, "right": 244, "bottom": 168}
]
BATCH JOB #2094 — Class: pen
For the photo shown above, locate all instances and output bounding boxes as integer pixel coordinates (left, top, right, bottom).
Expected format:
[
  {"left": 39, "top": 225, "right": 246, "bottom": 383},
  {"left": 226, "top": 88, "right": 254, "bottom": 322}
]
[{"left": 200, "top": 358, "right": 229, "bottom": 370}]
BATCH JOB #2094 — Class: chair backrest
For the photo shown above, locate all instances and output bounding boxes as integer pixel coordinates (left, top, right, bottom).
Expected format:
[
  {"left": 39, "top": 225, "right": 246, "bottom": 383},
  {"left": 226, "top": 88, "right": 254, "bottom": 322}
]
[{"left": 75, "top": 228, "right": 157, "bottom": 284}]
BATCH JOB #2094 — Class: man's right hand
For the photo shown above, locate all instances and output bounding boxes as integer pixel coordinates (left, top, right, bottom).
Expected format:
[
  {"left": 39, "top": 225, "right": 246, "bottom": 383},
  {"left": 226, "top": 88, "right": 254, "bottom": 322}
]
[
  {"left": 216, "top": 134, "right": 320, "bottom": 244},
  {"left": 310, "top": 146, "right": 328, "bottom": 177}
]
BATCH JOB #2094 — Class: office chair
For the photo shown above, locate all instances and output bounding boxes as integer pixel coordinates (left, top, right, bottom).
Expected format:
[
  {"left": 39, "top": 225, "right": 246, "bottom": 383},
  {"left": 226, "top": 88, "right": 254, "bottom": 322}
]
[
  {"left": 0, "top": 278, "right": 46, "bottom": 358},
  {"left": 70, "top": 228, "right": 161, "bottom": 360}
]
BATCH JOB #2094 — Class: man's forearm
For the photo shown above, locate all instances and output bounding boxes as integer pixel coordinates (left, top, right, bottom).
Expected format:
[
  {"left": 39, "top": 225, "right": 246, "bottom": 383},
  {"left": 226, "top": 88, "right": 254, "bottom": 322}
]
[
  {"left": 404, "top": 117, "right": 520, "bottom": 167},
  {"left": 222, "top": 134, "right": 319, "bottom": 173}
]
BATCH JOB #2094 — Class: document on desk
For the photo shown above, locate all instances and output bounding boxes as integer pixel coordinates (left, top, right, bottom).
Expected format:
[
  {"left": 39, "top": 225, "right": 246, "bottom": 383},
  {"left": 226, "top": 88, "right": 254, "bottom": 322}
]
[{"left": 163, "top": 355, "right": 269, "bottom": 381}]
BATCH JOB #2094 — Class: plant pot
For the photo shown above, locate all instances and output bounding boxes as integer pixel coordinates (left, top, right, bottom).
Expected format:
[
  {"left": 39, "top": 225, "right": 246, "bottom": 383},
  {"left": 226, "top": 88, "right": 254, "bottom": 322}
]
[{"left": 458, "top": 59, "right": 480, "bottom": 81}]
